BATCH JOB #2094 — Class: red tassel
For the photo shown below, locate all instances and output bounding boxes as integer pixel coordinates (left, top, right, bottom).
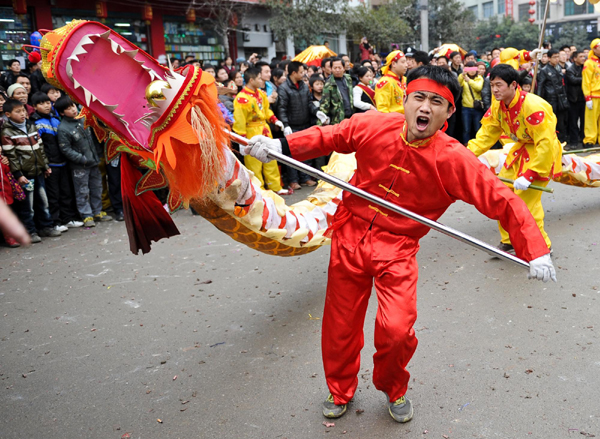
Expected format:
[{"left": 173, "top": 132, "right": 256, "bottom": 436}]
[{"left": 121, "top": 154, "right": 180, "bottom": 254}]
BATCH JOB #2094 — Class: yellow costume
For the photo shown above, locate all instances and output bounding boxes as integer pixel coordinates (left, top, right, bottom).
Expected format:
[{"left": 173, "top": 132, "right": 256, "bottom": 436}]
[
  {"left": 233, "top": 87, "right": 283, "bottom": 191},
  {"left": 375, "top": 51, "right": 407, "bottom": 114},
  {"left": 468, "top": 88, "right": 562, "bottom": 248},
  {"left": 499, "top": 48, "right": 532, "bottom": 70},
  {"left": 582, "top": 39, "right": 600, "bottom": 145}
]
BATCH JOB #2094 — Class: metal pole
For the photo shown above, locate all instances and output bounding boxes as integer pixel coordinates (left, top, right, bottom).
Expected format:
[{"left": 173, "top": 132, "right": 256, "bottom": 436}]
[
  {"left": 227, "top": 130, "right": 530, "bottom": 270},
  {"left": 531, "top": 0, "right": 551, "bottom": 92},
  {"left": 419, "top": 0, "right": 429, "bottom": 52}
]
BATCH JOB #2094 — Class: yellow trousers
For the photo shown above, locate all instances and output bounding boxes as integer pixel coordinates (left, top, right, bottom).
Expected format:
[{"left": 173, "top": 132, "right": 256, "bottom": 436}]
[
  {"left": 244, "top": 156, "right": 282, "bottom": 192},
  {"left": 584, "top": 98, "right": 600, "bottom": 145},
  {"left": 498, "top": 167, "right": 551, "bottom": 249}
]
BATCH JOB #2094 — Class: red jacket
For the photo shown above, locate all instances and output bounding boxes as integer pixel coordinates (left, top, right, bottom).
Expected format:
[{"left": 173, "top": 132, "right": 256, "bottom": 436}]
[{"left": 286, "top": 111, "right": 549, "bottom": 262}]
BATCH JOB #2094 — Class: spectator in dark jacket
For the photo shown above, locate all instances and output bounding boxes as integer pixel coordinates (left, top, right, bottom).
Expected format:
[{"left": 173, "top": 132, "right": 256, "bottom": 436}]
[
  {"left": 538, "top": 49, "right": 570, "bottom": 143},
  {"left": 56, "top": 96, "right": 112, "bottom": 228},
  {"left": 277, "top": 61, "right": 319, "bottom": 188},
  {"left": 0, "top": 59, "right": 21, "bottom": 90},
  {"left": 30, "top": 92, "right": 82, "bottom": 230},
  {"left": 565, "top": 50, "right": 586, "bottom": 148}
]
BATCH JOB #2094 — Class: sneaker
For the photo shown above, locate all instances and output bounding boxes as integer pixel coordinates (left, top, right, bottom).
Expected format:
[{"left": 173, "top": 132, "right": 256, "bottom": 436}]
[
  {"left": 30, "top": 233, "right": 42, "bottom": 243},
  {"left": 276, "top": 188, "right": 290, "bottom": 195},
  {"left": 388, "top": 395, "right": 413, "bottom": 423},
  {"left": 4, "top": 236, "right": 20, "bottom": 248},
  {"left": 115, "top": 212, "right": 125, "bottom": 222},
  {"left": 65, "top": 220, "right": 84, "bottom": 228},
  {"left": 83, "top": 217, "right": 96, "bottom": 228},
  {"left": 54, "top": 224, "right": 68, "bottom": 233},
  {"left": 497, "top": 242, "right": 516, "bottom": 255},
  {"left": 94, "top": 211, "right": 113, "bottom": 222},
  {"left": 322, "top": 394, "right": 347, "bottom": 419},
  {"left": 39, "top": 227, "right": 61, "bottom": 237}
]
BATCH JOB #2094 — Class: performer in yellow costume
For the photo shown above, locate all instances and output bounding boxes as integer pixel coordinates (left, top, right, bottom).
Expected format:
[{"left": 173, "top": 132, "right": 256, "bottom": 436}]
[
  {"left": 582, "top": 38, "right": 600, "bottom": 148},
  {"left": 468, "top": 65, "right": 562, "bottom": 253},
  {"left": 233, "top": 67, "right": 287, "bottom": 194},
  {"left": 375, "top": 50, "right": 407, "bottom": 114}
]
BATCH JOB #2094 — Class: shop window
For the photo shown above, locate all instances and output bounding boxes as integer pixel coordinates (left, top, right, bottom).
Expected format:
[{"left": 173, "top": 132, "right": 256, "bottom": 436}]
[
  {"left": 0, "top": 7, "right": 33, "bottom": 67},
  {"left": 163, "top": 20, "right": 225, "bottom": 62},
  {"left": 52, "top": 12, "right": 149, "bottom": 52}
]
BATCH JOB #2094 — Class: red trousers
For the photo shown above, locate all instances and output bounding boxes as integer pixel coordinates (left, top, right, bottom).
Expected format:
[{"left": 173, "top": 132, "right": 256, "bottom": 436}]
[{"left": 323, "top": 229, "right": 419, "bottom": 405}]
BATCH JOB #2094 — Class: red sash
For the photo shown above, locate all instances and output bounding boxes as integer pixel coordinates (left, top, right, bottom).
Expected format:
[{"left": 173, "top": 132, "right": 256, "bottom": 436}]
[{"left": 357, "top": 83, "right": 376, "bottom": 106}]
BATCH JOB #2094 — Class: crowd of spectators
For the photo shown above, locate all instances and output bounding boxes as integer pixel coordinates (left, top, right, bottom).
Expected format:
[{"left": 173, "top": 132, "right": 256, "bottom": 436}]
[{"left": 0, "top": 37, "right": 594, "bottom": 248}]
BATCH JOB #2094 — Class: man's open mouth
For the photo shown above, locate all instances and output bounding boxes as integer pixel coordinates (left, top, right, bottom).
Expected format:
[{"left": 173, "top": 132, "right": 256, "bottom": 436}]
[{"left": 416, "top": 116, "right": 430, "bottom": 131}]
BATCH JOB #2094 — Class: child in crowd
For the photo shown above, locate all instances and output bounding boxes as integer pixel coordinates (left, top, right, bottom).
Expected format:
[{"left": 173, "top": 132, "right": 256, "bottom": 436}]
[
  {"left": 31, "top": 92, "right": 82, "bottom": 231},
  {"left": 309, "top": 74, "right": 325, "bottom": 126},
  {"left": 56, "top": 96, "right": 112, "bottom": 227},
  {"left": 40, "top": 83, "right": 62, "bottom": 118},
  {"left": 1, "top": 98, "right": 60, "bottom": 242}
]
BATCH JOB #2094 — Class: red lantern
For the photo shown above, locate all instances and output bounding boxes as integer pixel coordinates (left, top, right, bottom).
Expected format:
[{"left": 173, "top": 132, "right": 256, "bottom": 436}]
[
  {"left": 496, "top": 34, "right": 501, "bottom": 38},
  {"left": 528, "top": 17, "right": 535, "bottom": 23},
  {"left": 186, "top": 9, "right": 196, "bottom": 23},
  {"left": 142, "top": 4, "right": 153, "bottom": 22},
  {"left": 12, "top": 0, "right": 27, "bottom": 15},
  {"left": 95, "top": 1, "right": 107, "bottom": 19},
  {"left": 528, "top": 8, "right": 535, "bottom": 14},
  {"left": 528, "top": 0, "right": 535, "bottom": 5}
]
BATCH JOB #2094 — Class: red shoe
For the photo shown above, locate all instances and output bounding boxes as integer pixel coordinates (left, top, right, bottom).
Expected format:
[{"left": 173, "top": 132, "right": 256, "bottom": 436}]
[{"left": 4, "top": 236, "right": 20, "bottom": 248}]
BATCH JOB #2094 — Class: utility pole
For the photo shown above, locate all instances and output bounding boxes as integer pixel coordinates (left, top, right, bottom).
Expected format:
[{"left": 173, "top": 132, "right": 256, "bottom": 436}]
[{"left": 419, "top": 0, "right": 429, "bottom": 52}]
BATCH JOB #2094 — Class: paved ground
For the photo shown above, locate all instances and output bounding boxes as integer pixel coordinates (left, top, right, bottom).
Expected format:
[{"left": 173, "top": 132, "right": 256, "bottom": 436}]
[{"left": 0, "top": 182, "right": 599, "bottom": 439}]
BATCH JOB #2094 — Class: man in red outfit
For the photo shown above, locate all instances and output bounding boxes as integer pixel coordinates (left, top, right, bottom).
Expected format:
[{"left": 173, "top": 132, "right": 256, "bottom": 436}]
[{"left": 243, "top": 66, "right": 556, "bottom": 423}]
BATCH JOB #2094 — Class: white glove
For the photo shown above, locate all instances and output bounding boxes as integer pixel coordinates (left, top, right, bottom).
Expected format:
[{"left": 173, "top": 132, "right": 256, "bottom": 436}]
[
  {"left": 528, "top": 253, "right": 557, "bottom": 283},
  {"left": 316, "top": 110, "right": 330, "bottom": 125},
  {"left": 513, "top": 176, "right": 531, "bottom": 191},
  {"left": 530, "top": 48, "right": 547, "bottom": 61},
  {"left": 274, "top": 120, "right": 285, "bottom": 131},
  {"left": 587, "top": 101, "right": 594, "bottom": 110},
  {"left": 244, "top": 135, "right": 282, "bottom": 163},
  {"left": 283, "top": 126, "right": 293, "bottom": 136}
]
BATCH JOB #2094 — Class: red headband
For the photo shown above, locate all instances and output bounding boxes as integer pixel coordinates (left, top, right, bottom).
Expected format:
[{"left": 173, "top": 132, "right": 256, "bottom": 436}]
[{"left": 406, "top": 78, "right": 455, "bottom": 109}]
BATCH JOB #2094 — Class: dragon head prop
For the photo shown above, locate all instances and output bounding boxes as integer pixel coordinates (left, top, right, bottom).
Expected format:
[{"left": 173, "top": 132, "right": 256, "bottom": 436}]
[{"left": 40, "top": 20, "right": 229, "bottom": 204}]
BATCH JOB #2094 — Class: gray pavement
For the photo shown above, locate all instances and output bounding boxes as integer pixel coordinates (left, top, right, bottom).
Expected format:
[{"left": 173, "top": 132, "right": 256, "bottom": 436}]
[{"left": 0, "top": 182, "right": 599, "bottom": 439}]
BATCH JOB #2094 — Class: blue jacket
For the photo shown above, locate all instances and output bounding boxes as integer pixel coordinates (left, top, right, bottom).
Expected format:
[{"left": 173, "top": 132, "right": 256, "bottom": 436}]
[{"left": 31, "top": 111, "right": 66, "bottom": 165}]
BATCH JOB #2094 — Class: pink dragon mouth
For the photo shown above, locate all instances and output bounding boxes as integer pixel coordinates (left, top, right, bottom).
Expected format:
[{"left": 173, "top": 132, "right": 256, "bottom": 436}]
[{"left": 55, "top": 22, "right": 185, "bottom": 149}]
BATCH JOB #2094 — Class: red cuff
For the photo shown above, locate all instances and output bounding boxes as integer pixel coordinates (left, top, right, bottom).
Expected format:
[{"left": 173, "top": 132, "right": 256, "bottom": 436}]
[
  {"left": 586, "top": 96, "right": 592, "bottom": 102},
  {"left": 269, "top": 116, "right": 278, "bottom": 124},
  {"left": 523, "top": 169, "right": 541, "bottom": 182},
  {"left": 523, "top": 51, "right": 532, "bottom": 62}
]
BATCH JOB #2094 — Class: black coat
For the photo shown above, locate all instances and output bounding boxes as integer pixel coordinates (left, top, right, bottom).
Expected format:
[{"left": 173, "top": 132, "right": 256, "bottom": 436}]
[
  {"left": 276, "top": 78, "right": 317, "bottom": 130},
  {"left": 537, "top": 64, "right": 570, "bottom": 112},
  {"left": 481, "top": 76, "right": 492, "bottom": 111},
  {"left": 565, "top": 63, "right": 585, "bottom": 104}
]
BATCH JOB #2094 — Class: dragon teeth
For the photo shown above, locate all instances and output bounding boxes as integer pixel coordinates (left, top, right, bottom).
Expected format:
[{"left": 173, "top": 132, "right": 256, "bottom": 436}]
[
  {"left": 66, "top": 59, "right": 73, "bottom": 79},
  {"left": 98, "top": 30, "right": 111, "bottom": 40},
  {"left": 122, "top": 49, "right": 138, "bottom": 59},
  {"left": 104, "top": 104, "right": 118, "bottom": 112},
  {"left": 83, "top": 88, "right": 93, "bottom": 106},
  {"left": 110, "top": 39, "right": 122, "bottom": 54},
  {"left": 72, "top": 78, "right": 82, "bottom": 89}
]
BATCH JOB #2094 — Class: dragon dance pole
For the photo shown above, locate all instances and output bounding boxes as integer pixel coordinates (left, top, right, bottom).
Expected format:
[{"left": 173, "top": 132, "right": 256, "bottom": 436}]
[
  {"left": 226, "top": 130, "right": 530, "bottom": 270},
  {"left": 531, "top": 0, "right": 551, "bottom": 92},
  {"left": 498, "top": 177, "right": 554, "bottom": 193}
]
